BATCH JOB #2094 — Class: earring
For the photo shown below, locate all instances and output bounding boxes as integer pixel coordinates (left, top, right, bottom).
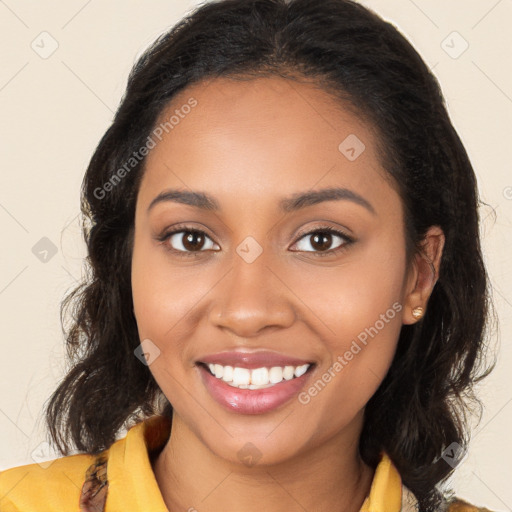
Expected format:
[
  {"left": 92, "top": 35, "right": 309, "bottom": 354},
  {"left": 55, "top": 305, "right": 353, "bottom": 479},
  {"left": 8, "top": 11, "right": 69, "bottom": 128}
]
[{"left": 412, "top": 306, "right": 424, "bottom": 320}]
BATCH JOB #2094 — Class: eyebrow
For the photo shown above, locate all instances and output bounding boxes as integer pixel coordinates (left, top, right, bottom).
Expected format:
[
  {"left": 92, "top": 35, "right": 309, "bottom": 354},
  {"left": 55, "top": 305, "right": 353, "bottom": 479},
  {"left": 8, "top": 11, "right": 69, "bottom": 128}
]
[{"left": 147, "top": 187, "right": 376, "bottom": 215}]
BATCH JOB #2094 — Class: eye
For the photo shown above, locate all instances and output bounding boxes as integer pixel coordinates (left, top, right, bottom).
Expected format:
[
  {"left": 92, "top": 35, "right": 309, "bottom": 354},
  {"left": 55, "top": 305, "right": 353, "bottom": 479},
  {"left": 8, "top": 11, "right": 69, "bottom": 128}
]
[
  {"left": 156, "top": 224, "right": 354, "bottom": 258},
  {"left": 291, "top": 226, "right": 354, "bottom": 256},
  {"left": 157, "top": 226, "right": 219, "bottom": 256}
]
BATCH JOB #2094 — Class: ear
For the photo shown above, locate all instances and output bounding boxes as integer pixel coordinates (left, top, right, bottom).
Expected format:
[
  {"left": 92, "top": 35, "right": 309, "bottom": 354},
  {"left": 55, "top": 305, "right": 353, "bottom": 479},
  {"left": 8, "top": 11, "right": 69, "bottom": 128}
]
[{"left": 402, "top": 225, "right": 445, "bottom": 325}]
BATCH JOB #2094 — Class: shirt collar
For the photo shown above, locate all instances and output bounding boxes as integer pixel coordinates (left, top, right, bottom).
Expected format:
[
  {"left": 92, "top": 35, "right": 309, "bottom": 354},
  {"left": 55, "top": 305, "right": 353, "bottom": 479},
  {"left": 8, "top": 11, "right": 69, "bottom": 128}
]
[
  {"left": 106, "top": 415, "right": 171, "bottom": 511},
  {"left": 106, "top": 415, "right": 410, "bottom": 512},
  {"left": 359, "top": 450, "right": 406, "bottom": 512}
]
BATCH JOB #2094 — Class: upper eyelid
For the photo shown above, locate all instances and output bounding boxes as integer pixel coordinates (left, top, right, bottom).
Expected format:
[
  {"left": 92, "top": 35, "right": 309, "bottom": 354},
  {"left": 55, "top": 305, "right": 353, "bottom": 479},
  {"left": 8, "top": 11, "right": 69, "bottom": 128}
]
[
  {"left": 293, "top": 225, "right": 352, "bottom": 241},
  {"left": 161, "top": 224, "right": 352, "bottom": 250}
]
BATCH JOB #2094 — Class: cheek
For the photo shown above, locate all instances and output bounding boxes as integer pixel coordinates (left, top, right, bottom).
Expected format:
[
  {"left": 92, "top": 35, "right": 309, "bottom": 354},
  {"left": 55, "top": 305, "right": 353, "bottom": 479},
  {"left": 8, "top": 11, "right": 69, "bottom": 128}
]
[
  {"left": 292, "top": 230, "right": 405, "bottom": 408},
  {"left": 131, "top": 235, "right": 203, "bottom": 405},
  {"left": 296, "top": 317, "right": 401, "bottom": 448},
  {"left": 131, "top": 231, "right": 216, "bottom": 359},
  {"left": 297, "top": 229, "right": 406, "bottom": 344},
  {"left": 295, "top": 294, "right": 404, "bottom": 439}
]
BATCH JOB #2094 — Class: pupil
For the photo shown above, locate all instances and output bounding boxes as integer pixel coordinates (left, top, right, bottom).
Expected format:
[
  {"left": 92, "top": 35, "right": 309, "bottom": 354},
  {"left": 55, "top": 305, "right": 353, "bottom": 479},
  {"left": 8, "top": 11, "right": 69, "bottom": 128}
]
[
  {"left": 312, "top": 233, "right": 331, "bottom": 251},
  {"left": 184, "top": 232, "right": 203, "bottom": 251}
]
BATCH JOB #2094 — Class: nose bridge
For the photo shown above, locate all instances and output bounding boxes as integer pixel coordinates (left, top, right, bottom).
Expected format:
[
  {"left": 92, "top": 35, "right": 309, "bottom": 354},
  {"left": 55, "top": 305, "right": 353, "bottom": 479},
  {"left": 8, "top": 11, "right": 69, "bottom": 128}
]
[{"left": 209, "top": 234, "right": 295, "bottom": 336}]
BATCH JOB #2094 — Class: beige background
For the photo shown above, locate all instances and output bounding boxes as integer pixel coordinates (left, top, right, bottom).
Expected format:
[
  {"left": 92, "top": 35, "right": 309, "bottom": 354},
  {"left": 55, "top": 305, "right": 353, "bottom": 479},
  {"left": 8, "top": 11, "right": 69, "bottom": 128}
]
[{"left": 0, "top": 0, "right": 510, "bottom": 509}]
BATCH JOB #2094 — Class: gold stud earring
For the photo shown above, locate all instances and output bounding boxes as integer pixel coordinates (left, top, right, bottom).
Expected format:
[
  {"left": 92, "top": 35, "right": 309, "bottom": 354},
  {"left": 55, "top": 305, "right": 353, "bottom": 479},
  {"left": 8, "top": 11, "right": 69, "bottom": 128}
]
[{"left": 412, "top": 306, "right": 424, "bottom": 320}]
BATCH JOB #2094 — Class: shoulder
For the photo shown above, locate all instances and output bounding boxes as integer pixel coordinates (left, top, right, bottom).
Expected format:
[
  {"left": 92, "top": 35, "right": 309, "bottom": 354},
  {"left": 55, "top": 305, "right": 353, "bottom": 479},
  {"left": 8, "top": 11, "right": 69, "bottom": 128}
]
[
  {"left": 402, "top": 481, "right": 495, "bottom": 512},
  {"left": 447, "top": 497, "right": 496, "bottom": 512},
  {"left": 0, "top": 450, "right": 102, "bottom": 512},
  {"left": 0, "top": 417, "right": 165, "bottom": 512}
]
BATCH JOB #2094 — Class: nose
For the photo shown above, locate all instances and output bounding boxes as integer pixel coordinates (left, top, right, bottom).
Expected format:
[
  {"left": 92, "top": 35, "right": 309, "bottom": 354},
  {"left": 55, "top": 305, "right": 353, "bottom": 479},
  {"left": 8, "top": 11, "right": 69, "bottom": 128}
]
[{"left": 208, "top": 247, "right": 296, "bottom": 338}]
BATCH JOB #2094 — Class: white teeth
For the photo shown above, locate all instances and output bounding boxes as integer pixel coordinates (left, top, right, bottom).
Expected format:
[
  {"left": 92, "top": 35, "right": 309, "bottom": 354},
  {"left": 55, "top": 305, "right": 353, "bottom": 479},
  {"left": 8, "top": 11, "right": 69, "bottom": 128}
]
[
  {"left": 283, "top": 366, "right": 295, "bottom": 380},
  {"left": 248, "top": 382, "right": 274, "bottom": 390},
  {"left": 214, "top": 364, "right": 224, "bottom": 379},
  {"left": 251, "top": 367, "right": 269, "bottom": 386},
  {"left": 232, "top": 367, "right": 250, "bottom": 386},
  {"left": 222, "top": 365, "right": 233, "bottom": 382},
  {"left": 294, "top": 364, "right": 309, "bottom": 378},
  {"left": 269, "top": 366, "right": 283, "bottom": 384},
  {"left": 204, "top": 362, "right": 311, "bottom": 389}
]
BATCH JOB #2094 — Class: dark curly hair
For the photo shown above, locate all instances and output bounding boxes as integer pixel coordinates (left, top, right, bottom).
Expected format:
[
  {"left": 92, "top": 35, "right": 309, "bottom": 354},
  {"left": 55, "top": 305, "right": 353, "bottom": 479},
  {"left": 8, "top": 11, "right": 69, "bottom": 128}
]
[{"left": 45, "top": 0, "right": 496, "bottom": 510}]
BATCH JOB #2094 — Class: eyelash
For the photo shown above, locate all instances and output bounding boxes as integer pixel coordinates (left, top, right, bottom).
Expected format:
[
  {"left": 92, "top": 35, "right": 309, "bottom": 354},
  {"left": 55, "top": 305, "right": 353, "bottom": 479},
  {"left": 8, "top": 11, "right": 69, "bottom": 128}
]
[{"left": 156, "top": 224, "right": 355, "bottom": 259}]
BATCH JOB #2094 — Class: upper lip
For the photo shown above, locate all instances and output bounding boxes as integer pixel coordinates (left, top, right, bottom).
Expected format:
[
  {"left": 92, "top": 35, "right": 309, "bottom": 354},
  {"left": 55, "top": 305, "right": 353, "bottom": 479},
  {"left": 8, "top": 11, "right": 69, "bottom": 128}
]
[{"left": 197, "top": 350, "right": 313, "bottom": 369}]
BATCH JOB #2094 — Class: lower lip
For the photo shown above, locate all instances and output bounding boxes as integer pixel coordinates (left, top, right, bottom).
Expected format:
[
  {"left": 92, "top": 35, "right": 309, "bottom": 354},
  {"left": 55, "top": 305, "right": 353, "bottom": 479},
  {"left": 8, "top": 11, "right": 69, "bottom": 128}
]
[{"left": 197, "top": 364, "right": 313, "bottom": 414}]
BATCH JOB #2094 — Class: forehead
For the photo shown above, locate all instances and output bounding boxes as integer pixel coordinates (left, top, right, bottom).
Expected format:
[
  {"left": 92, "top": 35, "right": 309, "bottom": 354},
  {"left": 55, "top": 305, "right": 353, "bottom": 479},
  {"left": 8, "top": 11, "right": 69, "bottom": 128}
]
[{"left": 138, "top": 76, "right": 398, "bottom": 216}]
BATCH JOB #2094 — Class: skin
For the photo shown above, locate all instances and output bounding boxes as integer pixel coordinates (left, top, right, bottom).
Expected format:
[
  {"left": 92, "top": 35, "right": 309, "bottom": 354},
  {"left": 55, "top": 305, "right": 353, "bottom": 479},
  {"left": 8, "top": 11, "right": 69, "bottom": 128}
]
[{"left": 131, "top": 76, "right": 445, "bottom": 512}]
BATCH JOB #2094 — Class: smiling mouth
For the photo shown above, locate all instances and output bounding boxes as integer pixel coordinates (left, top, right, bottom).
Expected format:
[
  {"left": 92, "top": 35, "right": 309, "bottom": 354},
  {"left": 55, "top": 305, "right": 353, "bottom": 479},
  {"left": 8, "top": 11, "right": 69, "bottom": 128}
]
[{"left": 197, "top": 361, "right": 315, "bottom": 390}]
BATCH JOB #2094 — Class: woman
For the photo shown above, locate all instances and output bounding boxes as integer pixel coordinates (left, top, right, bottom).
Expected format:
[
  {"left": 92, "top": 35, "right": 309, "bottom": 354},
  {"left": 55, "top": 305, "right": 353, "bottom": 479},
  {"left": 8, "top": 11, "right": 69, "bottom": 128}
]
[{"left": 0, "top": 0, "right": 496, "bottom": 511}]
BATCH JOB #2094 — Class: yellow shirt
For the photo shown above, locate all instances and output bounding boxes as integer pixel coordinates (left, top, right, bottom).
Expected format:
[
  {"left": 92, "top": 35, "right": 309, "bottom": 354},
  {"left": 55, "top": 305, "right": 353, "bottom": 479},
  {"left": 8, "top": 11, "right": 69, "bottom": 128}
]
[{"left": 0, "top": 415, "right": 491, "bottom": 511}]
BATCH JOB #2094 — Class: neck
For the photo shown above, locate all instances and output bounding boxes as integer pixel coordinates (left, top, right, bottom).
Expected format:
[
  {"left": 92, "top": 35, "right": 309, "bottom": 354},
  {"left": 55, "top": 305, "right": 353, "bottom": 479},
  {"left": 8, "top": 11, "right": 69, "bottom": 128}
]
[{"left": 153, "top": 413, "right": 374, "bottom": 512}]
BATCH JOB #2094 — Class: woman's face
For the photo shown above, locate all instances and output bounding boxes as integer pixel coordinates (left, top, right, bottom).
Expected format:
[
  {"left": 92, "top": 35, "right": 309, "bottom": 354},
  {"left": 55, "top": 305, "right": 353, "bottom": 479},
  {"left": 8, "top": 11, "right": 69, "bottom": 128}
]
[{"left": 132, "top": 76, "right": 419, "bottom": 465}]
